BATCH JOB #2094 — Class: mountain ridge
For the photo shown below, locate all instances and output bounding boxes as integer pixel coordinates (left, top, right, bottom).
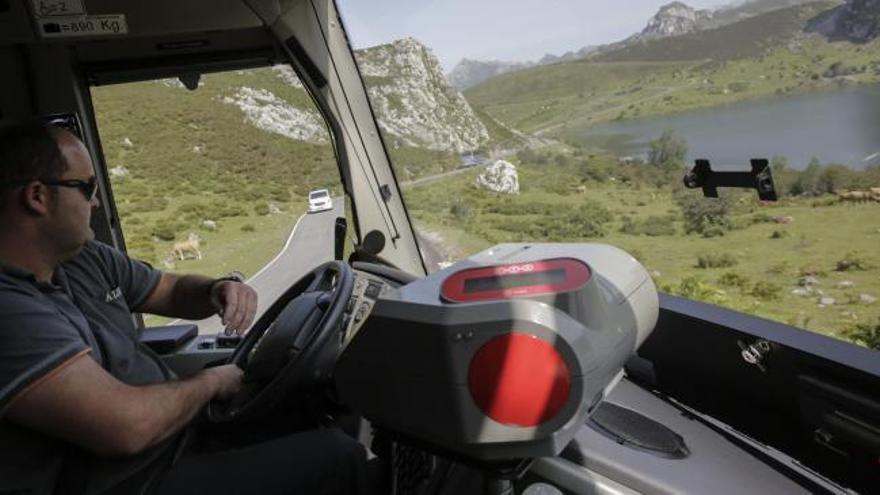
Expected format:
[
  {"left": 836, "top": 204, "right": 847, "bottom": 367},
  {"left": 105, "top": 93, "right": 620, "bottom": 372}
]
[{"left": 447, "top": 0, "right": 821, "bottom": 89}]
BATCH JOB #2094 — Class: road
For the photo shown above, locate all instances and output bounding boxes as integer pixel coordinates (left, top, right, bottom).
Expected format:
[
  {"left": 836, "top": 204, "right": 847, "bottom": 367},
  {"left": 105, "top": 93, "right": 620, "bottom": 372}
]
[{"left": 178, "top": 200, "right": 343, "bottom": 335}]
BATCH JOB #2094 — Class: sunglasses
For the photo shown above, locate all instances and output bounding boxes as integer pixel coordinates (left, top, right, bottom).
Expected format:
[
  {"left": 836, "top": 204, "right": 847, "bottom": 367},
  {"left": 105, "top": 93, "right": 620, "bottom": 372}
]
[{"left": 2, "top": 177, "right": 99, "bottom": 201}]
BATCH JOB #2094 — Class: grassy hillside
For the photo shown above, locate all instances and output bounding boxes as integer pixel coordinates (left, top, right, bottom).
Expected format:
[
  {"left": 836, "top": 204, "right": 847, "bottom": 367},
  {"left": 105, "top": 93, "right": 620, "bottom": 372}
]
[
  {"left": 710, "top": 0, "right": 824, "bottom": 26},
  {"left": 93, "top": 68, "right": 340, "bottom": 275},
  {"left": 465, "top": 61, "right": 691, "bottom": 132}
]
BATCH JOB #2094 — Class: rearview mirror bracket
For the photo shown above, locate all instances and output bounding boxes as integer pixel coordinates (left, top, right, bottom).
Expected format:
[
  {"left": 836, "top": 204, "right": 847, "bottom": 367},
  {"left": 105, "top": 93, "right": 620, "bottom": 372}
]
[{"left": 683, "top": 158, "right": 778, "bottom": 201}]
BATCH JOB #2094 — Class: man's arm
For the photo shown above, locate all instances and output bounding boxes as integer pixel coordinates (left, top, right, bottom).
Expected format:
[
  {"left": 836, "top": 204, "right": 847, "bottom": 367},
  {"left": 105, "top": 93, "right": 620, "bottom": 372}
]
[
  {"left": 3, "top": 353, "right": 242, "bottom": 456},
  {"left": 138, "top": 273, "right": 258, "bottom": 334}
]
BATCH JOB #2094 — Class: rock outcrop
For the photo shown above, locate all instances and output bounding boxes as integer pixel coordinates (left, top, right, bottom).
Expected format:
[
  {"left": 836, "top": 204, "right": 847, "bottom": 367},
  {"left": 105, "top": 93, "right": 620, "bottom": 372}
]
[
  {"left": 222, "top": 86, "right": 329, "bottom": 144},
  {"left": 355, "top": 38, "right": 489, "bottom": 153},
  {"left": 635, "top": 1, "right": 713, "bottom": 41},
  {"left": 476, "top": 160, "right": 519, "bottom": 194}
]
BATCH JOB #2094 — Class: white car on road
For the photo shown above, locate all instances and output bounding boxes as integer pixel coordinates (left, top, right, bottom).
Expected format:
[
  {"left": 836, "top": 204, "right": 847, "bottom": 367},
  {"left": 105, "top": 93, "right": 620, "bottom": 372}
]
[{"left": 308, "top": 189, "right": 333, "bottom": 213}]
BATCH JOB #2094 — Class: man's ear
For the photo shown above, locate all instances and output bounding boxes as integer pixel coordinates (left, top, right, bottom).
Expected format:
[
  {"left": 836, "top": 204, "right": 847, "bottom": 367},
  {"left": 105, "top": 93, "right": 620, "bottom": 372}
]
[{"left": 20, "top": 181, "right": 52, "bottom": 215}]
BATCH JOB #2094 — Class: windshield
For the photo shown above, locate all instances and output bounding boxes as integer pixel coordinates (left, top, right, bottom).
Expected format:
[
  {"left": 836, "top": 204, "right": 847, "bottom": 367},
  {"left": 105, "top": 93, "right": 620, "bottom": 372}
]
[
  {"left": 339, "top": 0, "right": 880, "bottom": 349},
  {"left": 310, "top": 190, "right": 329, "bottom": 199},
  {"left": 91, "top": 65, "right": 344, "bottom": 329}
]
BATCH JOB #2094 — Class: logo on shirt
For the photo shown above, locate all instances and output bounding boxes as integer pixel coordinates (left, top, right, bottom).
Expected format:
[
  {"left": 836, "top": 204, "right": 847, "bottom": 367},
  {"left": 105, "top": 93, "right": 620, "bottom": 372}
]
[{"left": 105, "top": 286, "right": 122, "bottom": 303}]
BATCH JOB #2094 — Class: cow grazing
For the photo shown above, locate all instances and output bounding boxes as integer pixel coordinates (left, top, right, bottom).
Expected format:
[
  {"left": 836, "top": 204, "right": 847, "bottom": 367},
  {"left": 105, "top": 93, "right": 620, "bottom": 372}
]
[
  {"left": 171, "top": 232, "right": 202, "bottom": 260},
  {"left": 837, "top": 190, "right": 873, "bottom": 203}
]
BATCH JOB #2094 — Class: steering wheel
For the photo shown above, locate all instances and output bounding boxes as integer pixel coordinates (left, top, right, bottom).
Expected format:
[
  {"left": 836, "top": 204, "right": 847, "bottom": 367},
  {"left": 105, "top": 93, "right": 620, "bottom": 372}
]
[{"left": 208, "top": 261, "right": 354, "bottom": 423}]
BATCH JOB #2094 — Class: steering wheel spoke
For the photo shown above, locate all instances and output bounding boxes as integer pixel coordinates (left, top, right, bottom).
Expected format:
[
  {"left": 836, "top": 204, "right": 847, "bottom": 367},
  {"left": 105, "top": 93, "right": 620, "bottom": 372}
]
[{"left": 207, "top": 261, "right": 354, "bottom": 423}]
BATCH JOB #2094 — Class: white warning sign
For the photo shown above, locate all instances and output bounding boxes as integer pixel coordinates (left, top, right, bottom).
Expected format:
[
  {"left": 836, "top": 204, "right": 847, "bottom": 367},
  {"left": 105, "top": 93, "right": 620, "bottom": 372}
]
[
  {"left": 37, "top": 15, "right": 128, "bottom": 37},
  {"left": 30, "top": 0, "right": 86, "bottom": 17}
]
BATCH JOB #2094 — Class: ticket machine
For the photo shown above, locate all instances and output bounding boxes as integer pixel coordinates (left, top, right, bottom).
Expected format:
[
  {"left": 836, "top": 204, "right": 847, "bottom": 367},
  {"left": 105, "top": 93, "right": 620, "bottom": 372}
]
[{"left": 335, "top": 243, "right": 658, "bottom": 462}]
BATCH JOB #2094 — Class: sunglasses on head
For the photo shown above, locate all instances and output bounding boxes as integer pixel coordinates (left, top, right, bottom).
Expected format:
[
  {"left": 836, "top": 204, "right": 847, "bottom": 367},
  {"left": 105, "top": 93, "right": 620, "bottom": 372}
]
[{"left": 1, "top": 177, "right": 99, "bottom": 201}]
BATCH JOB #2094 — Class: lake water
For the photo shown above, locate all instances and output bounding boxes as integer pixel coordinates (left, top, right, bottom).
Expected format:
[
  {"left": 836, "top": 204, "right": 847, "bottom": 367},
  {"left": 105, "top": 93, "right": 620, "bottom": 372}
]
[{"left": 568, "top": 84, "right": 880, "bottom": 170}]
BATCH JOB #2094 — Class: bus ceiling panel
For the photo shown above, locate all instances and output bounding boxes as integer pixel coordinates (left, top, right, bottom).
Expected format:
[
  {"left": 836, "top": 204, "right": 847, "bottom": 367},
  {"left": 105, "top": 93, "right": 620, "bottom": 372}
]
[
  {"left": 0, "top": 0, "right": 38, "bottom": 44},
  {"left": 74, "top": 27, "right": 278, "bottom": 66},
  {"left": 2, "top": 0, "right": 269, "bottom": 47}
]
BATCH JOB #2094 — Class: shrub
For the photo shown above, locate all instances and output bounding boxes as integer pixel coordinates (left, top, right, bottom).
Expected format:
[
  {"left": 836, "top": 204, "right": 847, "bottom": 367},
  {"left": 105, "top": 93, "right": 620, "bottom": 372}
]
[
  {"left": 450, "top": 199, "right": 474, "bottom": 222},
  {"left": 788, "top": 159, "right": 822, "bottom": 196},
  {"left": 484, "top": 200, "right": 552, "bottom": 216},
  {"left": 770, "top": 230, "right": 788, "bottom": 239},
  {"left": 676, "top": 190, "right": 733, "bottom": 237},
  {"left": 842, "top": 318, "right": 880, "bottom": 350},
  {"left": 132, "top": 196, "right": 169, "bottom": 213},
  {"left": 835, "top": 252, "right": 870, "bottom": 272},
  {"left": 664, "top": 276, "right": 727, "bottom": 305},
  {"left": 749, "top": 212, "right": 774, "bottom": 225},
  {"left": 620, "top": 215, "right": 676, "bottom": 236},
  {"left": 240, "top": 224, "right": 255, "bottom": 232},
  {"left": 696, "top": 253, "right": 737, "bottom": 269},
  {"left": 176, "top": 202, "right": 205, "bottom": 215},
  {"left": 718, "top": 271, "right": 750, "bottom": 289},
  {"left": 750, "top": 281, "right": 782, "bottom": 300},
  {"left": 648, "top": 130, "right": 687, "bottom": 170},
  {"left": 767, "top": 262, "right": 789, "bottom": 275},
  {"left": 254, "top": 203, "right": 270, "bottom": 216},
  {"left": 151, "top": 223, "right": 177, "bottom": 241},
  {"left": 728, "top": 81, "right": 749, "bottom": 93},
  {"left": 799, "top": 264, "right": 827, "bottom": 277},
  {"left": 211, "top": 202, "right": 247, "bottom": 218}
]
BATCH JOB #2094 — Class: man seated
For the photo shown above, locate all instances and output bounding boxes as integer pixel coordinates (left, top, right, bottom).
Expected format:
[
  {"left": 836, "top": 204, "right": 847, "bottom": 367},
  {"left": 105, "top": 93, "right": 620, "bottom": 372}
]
[{"left": 0, "top": 121, "right": 374, "bottom": 494}]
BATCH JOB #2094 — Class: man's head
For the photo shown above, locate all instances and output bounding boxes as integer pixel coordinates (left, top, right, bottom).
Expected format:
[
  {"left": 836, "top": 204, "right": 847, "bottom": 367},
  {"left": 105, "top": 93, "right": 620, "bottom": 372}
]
[{"left": 0, "top": 120, "right": 100, "bottom": 261}]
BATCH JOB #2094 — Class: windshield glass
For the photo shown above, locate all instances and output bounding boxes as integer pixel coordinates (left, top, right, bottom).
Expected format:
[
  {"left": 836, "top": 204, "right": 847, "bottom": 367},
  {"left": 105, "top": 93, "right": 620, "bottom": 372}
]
[
  {"left": 339, "top": 0, "right": 880, "bottom": 349},
  {"left": 311, "top": 190, "right": 329, "bottom": 198},
  {"left": 91, "top": 66, "right": 343, "bottom": 329}
]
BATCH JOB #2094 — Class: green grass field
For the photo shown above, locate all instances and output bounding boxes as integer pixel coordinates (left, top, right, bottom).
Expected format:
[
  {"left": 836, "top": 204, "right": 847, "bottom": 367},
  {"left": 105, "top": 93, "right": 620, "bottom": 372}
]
[{"left": 402, "top": 157, "right": 880, "bottom": 347}]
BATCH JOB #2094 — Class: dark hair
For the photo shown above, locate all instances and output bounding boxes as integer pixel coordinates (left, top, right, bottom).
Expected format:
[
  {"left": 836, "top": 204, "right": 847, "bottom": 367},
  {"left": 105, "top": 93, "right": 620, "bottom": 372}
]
[{"left": 0, "top": 120, "right": 68, "bottom": 205}]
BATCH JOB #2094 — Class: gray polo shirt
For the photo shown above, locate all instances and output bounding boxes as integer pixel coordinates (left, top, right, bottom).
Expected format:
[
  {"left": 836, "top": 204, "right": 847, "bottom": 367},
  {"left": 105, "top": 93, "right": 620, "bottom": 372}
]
[{"left": 0, "top": 240, "right": 179, "bottom": 494}]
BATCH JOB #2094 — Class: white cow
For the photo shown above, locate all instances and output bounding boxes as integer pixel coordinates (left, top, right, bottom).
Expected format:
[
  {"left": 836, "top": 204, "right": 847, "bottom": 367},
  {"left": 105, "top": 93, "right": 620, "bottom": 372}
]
[{"left": 171, "top": 232, "right": 202, "bottom": 261}]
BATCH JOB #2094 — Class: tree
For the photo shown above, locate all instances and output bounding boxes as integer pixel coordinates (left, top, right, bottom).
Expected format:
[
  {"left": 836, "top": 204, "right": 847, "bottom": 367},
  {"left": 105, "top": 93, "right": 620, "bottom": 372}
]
[
  {"left": 770, "top": 155, "right": 789, "bottom": 198},
  {"left": 648, "top": 130, "right": 688, "bottom": 170},
  {"left": 789, "top": 157, "right": 822, "bottom": 196},
  {"left": 817, "top": 164, "right": 852, "bottom": 194}
]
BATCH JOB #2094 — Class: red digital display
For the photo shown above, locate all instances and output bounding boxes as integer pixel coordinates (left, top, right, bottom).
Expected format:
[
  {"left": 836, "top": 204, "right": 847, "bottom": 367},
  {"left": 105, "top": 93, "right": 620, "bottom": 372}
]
[{"left": 441, "top": 258, "right": 591, "bottom": 302}]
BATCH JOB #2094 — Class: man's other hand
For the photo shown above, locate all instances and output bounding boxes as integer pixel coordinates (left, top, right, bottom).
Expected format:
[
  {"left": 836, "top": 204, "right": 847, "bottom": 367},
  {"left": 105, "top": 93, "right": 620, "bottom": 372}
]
[
  {"left": 203, "top": 364, "right": 244, "bottom": 400},
  {"left": 210, "top": 280, "right": 258, "bottom": 335}
]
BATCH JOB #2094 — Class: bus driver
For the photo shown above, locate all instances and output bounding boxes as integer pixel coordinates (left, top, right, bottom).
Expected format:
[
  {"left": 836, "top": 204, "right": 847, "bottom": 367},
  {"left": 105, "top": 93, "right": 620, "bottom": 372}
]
[{"left": 0, "top": 121, "right": 374, "bottom": 494}]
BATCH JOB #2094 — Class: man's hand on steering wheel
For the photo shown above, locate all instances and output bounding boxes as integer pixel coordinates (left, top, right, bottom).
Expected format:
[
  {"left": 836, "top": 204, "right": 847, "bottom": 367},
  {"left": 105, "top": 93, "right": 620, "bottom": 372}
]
[
  {"left": 207, "top": 261, "right": 353, "bottom": 423},
  {"left": 210, "top": 278, "right": 259, "bottom": 335}
]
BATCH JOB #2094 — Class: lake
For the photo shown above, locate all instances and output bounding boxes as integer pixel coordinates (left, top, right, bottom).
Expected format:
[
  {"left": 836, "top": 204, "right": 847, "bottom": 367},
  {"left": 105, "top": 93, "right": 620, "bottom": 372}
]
[{"left": 567, "top": 84, "right": 880, "bottom": 170}]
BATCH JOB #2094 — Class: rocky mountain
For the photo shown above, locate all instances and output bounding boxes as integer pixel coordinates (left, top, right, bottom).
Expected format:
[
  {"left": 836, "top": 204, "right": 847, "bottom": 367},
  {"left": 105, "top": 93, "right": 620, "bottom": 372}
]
[
  {"left": 806, "top": 0, "right": 880, "bottom": 42},
  {"left": 355, "top": 38, "right": 489, "bottom": 153},
  {"left": 448, "top": 0, "right": 818, "bottom": 89},
  {"left": 447, "top": 59, "right": 534, "bottom": 90},
  {"left": 634, "top": 1, "right": 714, "bottom": 40}
]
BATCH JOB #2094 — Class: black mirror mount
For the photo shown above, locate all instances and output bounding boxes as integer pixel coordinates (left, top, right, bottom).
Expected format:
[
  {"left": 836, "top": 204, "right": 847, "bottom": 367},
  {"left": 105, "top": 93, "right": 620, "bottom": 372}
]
[
  {"left": 179, "top": 73, "right": 201, "bottom": 91},
  {"left": 684, "top": 158, "right": 778, "bottom": 201}
]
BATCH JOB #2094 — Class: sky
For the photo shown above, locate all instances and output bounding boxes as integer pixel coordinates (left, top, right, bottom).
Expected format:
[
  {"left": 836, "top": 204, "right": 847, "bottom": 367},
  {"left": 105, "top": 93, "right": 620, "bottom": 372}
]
[{"left": 339, "top": 0, "right": 738, "bottom": 72}]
